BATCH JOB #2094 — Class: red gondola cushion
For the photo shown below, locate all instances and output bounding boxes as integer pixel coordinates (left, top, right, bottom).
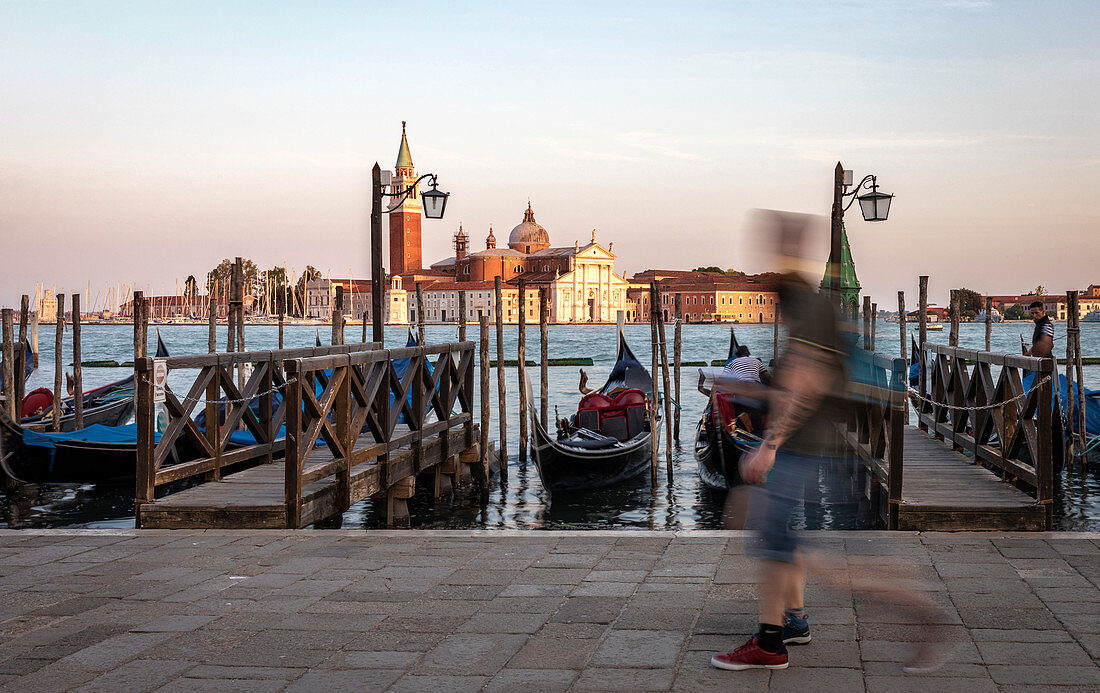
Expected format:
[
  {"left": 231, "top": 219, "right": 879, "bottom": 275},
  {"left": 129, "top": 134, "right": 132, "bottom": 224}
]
[{"left": 22, "top": 388, "right": 53, "bottom": 418}]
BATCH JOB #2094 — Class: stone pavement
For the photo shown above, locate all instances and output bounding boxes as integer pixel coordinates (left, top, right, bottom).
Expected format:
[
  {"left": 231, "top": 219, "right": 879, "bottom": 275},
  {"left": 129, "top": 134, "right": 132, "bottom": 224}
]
[{"left": 0, "top": 529, "right": 1097, "bottom": 692}]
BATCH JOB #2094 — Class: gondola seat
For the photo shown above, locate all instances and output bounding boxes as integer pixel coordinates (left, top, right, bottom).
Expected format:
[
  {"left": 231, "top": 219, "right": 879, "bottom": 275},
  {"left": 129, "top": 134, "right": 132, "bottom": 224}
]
[
  {"left": 714, "top": 392, "right": 766, "bottom": 434},
  {"left": 21, "top": 388, "right": 53, "bottom": 418},
  {"left": 575, "top": 389, "right": 648, "bottom": 442}
]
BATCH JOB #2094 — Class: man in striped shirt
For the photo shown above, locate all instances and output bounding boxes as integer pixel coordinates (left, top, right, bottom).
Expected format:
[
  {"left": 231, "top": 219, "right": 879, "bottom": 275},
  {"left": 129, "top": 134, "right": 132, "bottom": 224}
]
[
  {"left": 722, "top": 345, "right": 771, "bottom": 385},
  {"left": 1025, "top": 301, "right": 1054, "bottom": 358}
]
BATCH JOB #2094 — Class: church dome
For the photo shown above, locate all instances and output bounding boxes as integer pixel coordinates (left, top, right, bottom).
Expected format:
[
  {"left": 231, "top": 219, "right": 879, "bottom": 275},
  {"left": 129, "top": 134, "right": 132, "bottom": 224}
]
[{"left": 508, "top": 203, "right": 550, "bottom": 252}]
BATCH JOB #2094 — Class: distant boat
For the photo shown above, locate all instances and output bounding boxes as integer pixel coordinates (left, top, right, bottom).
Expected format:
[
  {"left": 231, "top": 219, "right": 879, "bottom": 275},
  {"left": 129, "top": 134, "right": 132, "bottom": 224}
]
[
  {"left": 1083, "top": 309, "right": 1100, "bottom": 323},
  {"left": 926, "top": 323, "right": 944, "bottom": 331},
  {"left": 975, "top": 309, "right": 1003, "bottom": 323}
]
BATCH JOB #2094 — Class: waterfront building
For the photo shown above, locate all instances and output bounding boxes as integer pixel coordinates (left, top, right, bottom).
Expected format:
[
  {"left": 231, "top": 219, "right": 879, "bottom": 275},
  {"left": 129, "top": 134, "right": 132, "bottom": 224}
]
[
  {"left": 625, "top": 270, "right": 780, "bottom": 324},
  {"left": 39, "top": 289, "right": 57, "bottom": 323},
  {"left": 389, "top": 122, "right": 423, "bottom": 277}
]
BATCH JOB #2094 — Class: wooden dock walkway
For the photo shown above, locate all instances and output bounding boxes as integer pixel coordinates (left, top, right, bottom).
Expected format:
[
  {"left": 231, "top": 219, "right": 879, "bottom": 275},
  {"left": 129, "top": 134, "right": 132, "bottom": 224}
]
[{"left": 894, "top": 427, "right": 1046, "bottom": 530}]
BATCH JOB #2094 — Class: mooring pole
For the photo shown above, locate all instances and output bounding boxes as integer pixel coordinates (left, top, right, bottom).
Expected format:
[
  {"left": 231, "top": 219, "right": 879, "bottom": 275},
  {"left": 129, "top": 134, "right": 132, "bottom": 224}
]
[
  {"left": 655, "top": 289, "right": 674, "bottom": 483},
  {"left": 898, "top": 291, "right": 906, "bottom": 361},
  {"left": 494, "top": 276, "right": 508, "bottom": 480},
  {"left": 517, "top": 277, "right": 528, "bottom": 463},
  {"left": 370, "top": 163, "right": 385, "bottom": 345},
  {"left": 949, "top": 289, "right": 960, "bottom": 348},
  {"left": 863, "top": 295, "right": 872, "bottom": 351},
  {"left": 648, "top": 282, "right": 660, "bottom": 488},
  {"left": 415, "top": 282, "right": 425, "bottom": 347},
  {"left": 985, "top": 296, "right": 992, "bottom": 352},
  {"left": 871, "top": 301, "right": 877, "bottom": 351},
  {"left": 479, "top": 315, "right": 491, "bottom": 488},
  {"left": 539, "top": 287, "right": 549, "bottom": 429},
  {"left": 673, "top": 293, "right": 682, "bottom": 442},
  {"left": 918, "top": 276, "right": 928, "bottom": 431},
  {"left": 72, "top": 294, "right": 83, "bottom": 429},
  {"left": 458, "top": 290, "right": 467, "bottom": 342},
  {"left": 1, "top": 309, "right": 13, "bottom": 419},
  {"left": 15, "top": 295, "right": 28, "bottom": 410}
]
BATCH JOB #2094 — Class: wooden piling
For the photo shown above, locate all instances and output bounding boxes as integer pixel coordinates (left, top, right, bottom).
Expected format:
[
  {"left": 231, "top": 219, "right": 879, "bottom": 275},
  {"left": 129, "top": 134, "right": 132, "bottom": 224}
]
[
  {"left": 1068, "top": 292, "right": 1086, "bottom": 463},
  {"left": 918, "top": 276, "right": 928, "bottom": 431},
  {"left": 985, "top": 296, "right": 992, "bottom": 351},
  {"left": 517, "top": 277, "right": 528, "bottom": 462},
  {"left": 655, "top": 288, "right": 674, "bottom": 482},
  {"left": 415, "top": 281, "right": 425, "bottom": 347},
  {"left": 673, "top": 293, "right": 682, "bottom": 442},
  {"left": 949, "top": 289, "right": 960, "bottom": 348},
  {"left": 863, "top": 295, "right": 871, "bottom": 350},
  {"left": 360, "top": 312, "right": 367, "bottom": 344},
  {"left": 1, "top": 309, "right": 13, "bottom": 419},
  {"left": 208, "top": 296, "right": 217, "bottom": 353},
  {"left": 28, "top": 308, "right": 38, "bottom": 368},
  {"left": 479, "top": 315, "right": 491, "bottom": 486},
  {"left": 458, "top": 290, "right": 467, "bottom": 342},
  {"left": 233, "top": 257, "right": 245, "bottom": 387},
  {"left": 494, "top": 276, "right": 507, "bottom": 478},
  {"left": 648, "top": 282, "right": 659, "bottom": 487},
  {"left": 332, "top": 285, "right": 344, "bottom": 346},
  {"left": 72, "top": 294, "right": 83, "bottom": 429},
  {"left": 55, "top": 293, "right": 67, "bottom": 432},
  {"left": 898, "top": 291, "right": 906, "bottom": 361},
  {"left": 15, "top": 295, "right": 28, "bottom": 411},
  {"left": 133, "top": 291, "right": 144, "bottom": 358},
  {"left": 279, "top": 311, "right": 286, "bottom": 349},
  {"left": 1065, "top": 291, "right": 1077, "bottom": 463},
  {"left": 539, "top": 286, "right": 549, "bottom": 429},
  {"left": 871, "top": 302, "right": 877, "bottom": 350}
]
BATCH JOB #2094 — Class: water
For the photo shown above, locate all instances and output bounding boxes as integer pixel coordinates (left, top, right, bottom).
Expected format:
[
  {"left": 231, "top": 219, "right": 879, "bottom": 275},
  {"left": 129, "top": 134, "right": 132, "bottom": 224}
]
[{"left": 4, "top": 321, "right": 1099, "bottom": 530}]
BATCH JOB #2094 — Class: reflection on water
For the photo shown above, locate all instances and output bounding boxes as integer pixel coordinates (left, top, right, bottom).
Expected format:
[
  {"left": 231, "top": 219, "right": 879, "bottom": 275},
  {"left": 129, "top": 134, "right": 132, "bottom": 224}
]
[{"left": 2, "top": 322, "right": 1099, "bottom": 530}]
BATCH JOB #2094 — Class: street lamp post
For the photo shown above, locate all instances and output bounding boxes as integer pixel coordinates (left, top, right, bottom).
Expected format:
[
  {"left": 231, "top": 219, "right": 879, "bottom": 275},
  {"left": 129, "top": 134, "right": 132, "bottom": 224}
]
[
  {"left": 827, "top": 161, "right": 893, "bottom": 315},
  {"left": 369, "top": 166, "right": 450, "bottom": 344}
]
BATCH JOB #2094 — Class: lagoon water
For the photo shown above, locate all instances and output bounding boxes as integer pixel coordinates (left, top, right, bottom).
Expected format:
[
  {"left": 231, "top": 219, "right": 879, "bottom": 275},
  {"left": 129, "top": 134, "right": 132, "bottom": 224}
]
[{"left": 4, "top": 321, "right": 1099, "bottom": 531}]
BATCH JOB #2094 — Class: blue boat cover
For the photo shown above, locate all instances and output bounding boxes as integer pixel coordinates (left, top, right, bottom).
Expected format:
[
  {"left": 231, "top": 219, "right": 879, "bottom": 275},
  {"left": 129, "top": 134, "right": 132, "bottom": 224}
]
[
  {"left": 22, "top": 423, "right": 152, "bottom": 449},
  {"left": 1025, "top": 372, "right": 1099, "bottom": 436}
]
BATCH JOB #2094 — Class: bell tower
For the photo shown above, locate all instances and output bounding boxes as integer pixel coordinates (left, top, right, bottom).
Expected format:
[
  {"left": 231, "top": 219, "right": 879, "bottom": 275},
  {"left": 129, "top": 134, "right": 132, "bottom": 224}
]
[
  {"left": 389, "top": 121, "right": 423, "bottom": 275},
  {"left": 453, "top": 224, "right": 469, "bottom": 260}
]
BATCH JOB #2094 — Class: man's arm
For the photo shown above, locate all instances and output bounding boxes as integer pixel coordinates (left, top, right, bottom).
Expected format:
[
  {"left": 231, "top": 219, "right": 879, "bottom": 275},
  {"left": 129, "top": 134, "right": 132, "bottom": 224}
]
[{"left": 1029, "top": 334, "right": 1053, "bottom": 358}]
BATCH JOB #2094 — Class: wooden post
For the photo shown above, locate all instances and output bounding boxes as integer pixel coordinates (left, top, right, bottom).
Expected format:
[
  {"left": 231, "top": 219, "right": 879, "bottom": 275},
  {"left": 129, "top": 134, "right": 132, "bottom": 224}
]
[
  {"left": 918, "top": 276, "right": 928, "bottom": 430},
  {"left": 898, "top": 291, "right": 906, "bottom": 361},
  {"left": 990, "top": 297, "right": 998, "bottom": 356},
  {"left": 53, "top": 293, "right": 66, "bottom": 431},
  {"left": 361, "top": 312, "right": 367, "bottom": 343},
  {"left": 28, "top": 308, "right": 38, "bottom": 369},
  {"left": 862, "top": 295, "right": 871, "bottom": 350},
  {"left": 949, "top": 289, "right": 960, "bottom": 348},
  {"left": 1, "top": 310, "right": 13, "bottom": 419},
  {"left": 133, "top": 291, "right": 144, "bottom": 358},
  {"left": 458, "top": 290, "right": 467, "bottom": 342},
  {"left": 539, "top": 286, "right": 548, "bottom": 429},
  {"left": 226, "top": 275, "right": 236, "bottom": 355},
  {"left": 673, "top": 293, "right": 682, "bottom": 442},
  {"left": 494, "top": 276, "right": 507, "bottom": 479},
  {"left": 1036, "top": 356, "right": 1054, "bottom": 529},
  {"left": 283, "top": 359, "right": 302, "bottom": 527},
  {"left": 15, "top": 295, "right": 28, "bottom": 409},
  {"left": 208, "top": 296, "right": 217, "bottom": 353},
  {"left": 655, "top": 288, "right": 674, "bottom": 483},
  {"left": 332, "top": 285, "right": 344, "bottom": 345},
  {"left": 72, "top": 294, "right": 83, "bottom": 429},
  {"left": 517, "top": 278, "right": 527, "bottom": 462},
  {"left": 233, "top": 257, "right": 245, "bottom": 387},
  {"left": 279, "top": 311, "right": 286, "bottom": 349},
  {"left": 1068, "top": 292, "right": 1086, "bottom": 463},
  {"left": 370, "top": 163, "right": 385, "bottom": 345},
  {"left": 648, "top": 282, "right": 659, "bottom": 487},
  {"left": 1065, "top": 291, "right": 1077, "bottom": 463},
  {"left": 870, "top": 302, "right": 877, "bottom": 350},
  {"left": 134, "top": 357, "right": 155, "bottom": 528},
  {"left": 479, "top": 315, "right": 491, "bottom": 486},
  {"left": 416, "top": 282, "right": 425, "bottom": 347}
]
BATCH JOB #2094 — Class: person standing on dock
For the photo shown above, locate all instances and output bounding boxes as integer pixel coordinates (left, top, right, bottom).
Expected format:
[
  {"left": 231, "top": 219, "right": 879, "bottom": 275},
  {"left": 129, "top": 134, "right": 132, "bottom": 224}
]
[{"left": 1024, "top": 300, "right": 1054, "bottom": 358}]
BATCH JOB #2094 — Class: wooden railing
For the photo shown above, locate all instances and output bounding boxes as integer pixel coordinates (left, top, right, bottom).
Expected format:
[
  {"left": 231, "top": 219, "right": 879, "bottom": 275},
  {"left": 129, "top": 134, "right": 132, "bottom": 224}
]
[
  {"left": 134, "top": 343, "right": 378, "bottom": 524},
  {"left": 915, "top": 343, "right": 1054, "bottom": 514},
  {"left": 282, "top": 342, "right": 476, "bottom": 527},
  {"left": 838, "top": 350, "right": 908, "bottom": 529}
]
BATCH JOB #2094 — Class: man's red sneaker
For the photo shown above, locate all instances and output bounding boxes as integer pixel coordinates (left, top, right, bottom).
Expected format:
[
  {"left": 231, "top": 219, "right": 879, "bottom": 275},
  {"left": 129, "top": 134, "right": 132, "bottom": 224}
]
[{"left": 711, "top": 636, "right": 789, "bottom": 670}]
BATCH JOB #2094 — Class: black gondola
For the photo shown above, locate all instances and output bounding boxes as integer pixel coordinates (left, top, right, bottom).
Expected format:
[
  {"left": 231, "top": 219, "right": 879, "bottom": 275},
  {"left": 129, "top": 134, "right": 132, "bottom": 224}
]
[
  {"left": 0, "top": 333, "right": 171, "bottom": 484},
  {"left": 529, "top": 327, "right": 658, "bottom": 492},
  {"left": 693, "top": 329, "right": 764, "bottom": 490}
]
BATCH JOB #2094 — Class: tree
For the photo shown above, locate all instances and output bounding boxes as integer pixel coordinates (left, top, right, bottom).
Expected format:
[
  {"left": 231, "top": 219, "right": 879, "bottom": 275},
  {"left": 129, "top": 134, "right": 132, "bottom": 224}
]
[
  {"left": 260, "top": 266, "right": 293, "bottom": 316},
  {"left": 957, "top": 287, "right": 984, "bottom": 320},
  {"left": 183, "top": 275, "right": 198, "bottom": 297},
  {"left": 292, "top": 266, "right": 323, "bottom": 317},
  {"left": 206, "top": 258, "right": 259, "bottom": 297},
  {"left": 1004, "top": 303, "right": 1027, "bottom": 320},
  {"left": 1031, "top": 285, "right": 1047, "bottom": 297},
  {"left": 693, "top": 266, "right": 724, "bottom": 274}
]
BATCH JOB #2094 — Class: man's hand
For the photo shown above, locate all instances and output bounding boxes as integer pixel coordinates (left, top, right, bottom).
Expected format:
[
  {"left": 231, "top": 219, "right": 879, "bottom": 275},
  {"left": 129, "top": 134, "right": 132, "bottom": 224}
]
[{"left": 740, "top": 444, "right": 776, "bottom": 485}]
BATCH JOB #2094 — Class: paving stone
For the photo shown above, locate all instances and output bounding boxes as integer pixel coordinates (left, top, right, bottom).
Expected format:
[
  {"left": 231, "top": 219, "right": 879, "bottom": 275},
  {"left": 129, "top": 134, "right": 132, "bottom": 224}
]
[
  {"left": 860, "top": 639, "right": 981, "bottom": 663},
  {"left": 283, "top": 668, "right": 404, "bottom": 692},
  {"left": 458, "top": 611, "right": 548, "bottom": 634},
  {"left": 550, "top": 596, "right": 626, "bottom": 624},
  {"left": 70, "top": 658, "right": 192, "bottom": 692},
  {"left": 574, "top": 667, "right": 676, "bottom": 691},
  {"left": 770, "top": 666, "right": 865, "bottom": 692},
  {"left": 414, "top": 633, "right": 526, "bottom": 675},
  {"left": 343, "top": 630, "right": 446, "bottom": 652},
  {"left": 324, "top": 650, "right": 421, "bottom": 669},
  {"left": 386, "top": 674, "right": 489, "bottom": 693},
  {"left": 987, "top": 664, "right": 1100, "bottom": 685},
  {"left": 864, "top": 675, "right": 997, "bottom": 693},
  {"left": 613, "top": 606, "right": 696, "bottom": 630},
  {"left": 976, "top": 640, "right": 1095, "bottom": 666},
  {"left": 0, "top": 663, "right": 99, "bottom": 692},
  {"left": 591, "top": 629, "right": 685, "bottom": 668},
  {"left": 968, "top": 628, "right": 1073, "bottom": 642},
  {"left": 185, "top": 665, "right": 305, "bottom": 679},
  {"left": 57, "top": 632, "right": 177, "bottom": 671},
  {"left": 130, "top": 614, "right": 219, "bottom": 632},
  {"left": 955, "top": 606, "right": 1065, "bottom": 630},
  {"left": 484, "top": 668, "right": 577, "bottom": 693},
  {"left": 508, "top": 636, "right": 598, "bottom": 669}
]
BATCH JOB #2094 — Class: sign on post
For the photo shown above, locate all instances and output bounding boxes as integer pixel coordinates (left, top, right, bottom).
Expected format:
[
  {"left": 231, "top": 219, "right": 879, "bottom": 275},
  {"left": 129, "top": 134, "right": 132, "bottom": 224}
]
[{"left": 152, "top": 358, "right": 168, "bottom": 404}]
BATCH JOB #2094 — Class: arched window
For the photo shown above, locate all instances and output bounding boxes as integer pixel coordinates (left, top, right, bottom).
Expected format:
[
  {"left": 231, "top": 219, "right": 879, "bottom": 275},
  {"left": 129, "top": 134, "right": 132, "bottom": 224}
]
[{"left": 515, "top": 265, "right": 523, "bottom": 273}]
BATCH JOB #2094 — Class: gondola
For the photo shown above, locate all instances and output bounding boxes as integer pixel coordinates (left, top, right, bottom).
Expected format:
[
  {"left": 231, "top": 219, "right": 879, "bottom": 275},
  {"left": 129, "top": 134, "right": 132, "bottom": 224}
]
[
  {"left": 693, "top": 330, "right": 764, "bottom": 490},
  {"left": 17, "top": 331, "right": 169, "bottom": 432},
  {"left": 529, "top": 325, "right": 657, "bottom": 492},
  {"left": 0, "top": 333, "right": 171, "bottom": 484},
  {"left": 0, "top": 339, "right": 36, "bottom": 391}
]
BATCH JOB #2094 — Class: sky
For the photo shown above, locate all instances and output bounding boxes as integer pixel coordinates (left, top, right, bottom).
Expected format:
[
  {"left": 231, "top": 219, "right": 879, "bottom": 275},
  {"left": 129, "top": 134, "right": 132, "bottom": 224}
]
[{"left": 1, "top": 0, "right": 1098, "bottom": 309}]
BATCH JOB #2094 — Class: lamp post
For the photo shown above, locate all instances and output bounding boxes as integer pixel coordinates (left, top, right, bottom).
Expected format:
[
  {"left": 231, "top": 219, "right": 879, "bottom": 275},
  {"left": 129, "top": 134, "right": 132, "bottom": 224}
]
[
  {"left": 370, "top": 166, "right": 450, "bottom": 344},
  {"left": 828, "top": 162, "right": 893, "bottom": 315}
]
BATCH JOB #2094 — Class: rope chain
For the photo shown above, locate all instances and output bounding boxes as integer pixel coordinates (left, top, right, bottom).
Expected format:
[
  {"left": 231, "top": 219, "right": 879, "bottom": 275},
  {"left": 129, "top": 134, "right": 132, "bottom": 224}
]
[
  {"left": 905, "top": 375, "right": 1051, "bottom": 412},
  {"left": 140, "top": 376, "right": 297, "bottom": 406}
]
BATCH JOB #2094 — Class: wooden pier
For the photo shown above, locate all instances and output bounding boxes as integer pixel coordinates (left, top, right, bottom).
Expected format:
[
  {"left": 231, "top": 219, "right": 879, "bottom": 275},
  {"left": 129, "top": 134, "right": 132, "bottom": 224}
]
[
  {"left": 844, "top": 345, "right": 1054, "bottom": 531},
  {"left": 133, "top": 341, "right": 482, "bottom": 529}
]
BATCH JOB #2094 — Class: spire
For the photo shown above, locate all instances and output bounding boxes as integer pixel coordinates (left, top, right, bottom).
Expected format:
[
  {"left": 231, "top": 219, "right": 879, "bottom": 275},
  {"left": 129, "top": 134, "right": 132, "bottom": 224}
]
[
  {"left": 395, "top": 121, "right": 413, "bottom": 169},
  {"left": 486, "top": 226, "right": 496, "bottom": 249},
  {"left": 820, "top": 223, "right": 861, "bottom": 308},
  {"left": 523, "top": 201, "right": 535, "bottom": 223}
]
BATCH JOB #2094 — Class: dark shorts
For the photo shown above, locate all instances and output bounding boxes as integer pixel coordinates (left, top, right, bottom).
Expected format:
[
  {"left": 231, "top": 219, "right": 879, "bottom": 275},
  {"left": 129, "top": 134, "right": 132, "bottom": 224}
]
[{"left": 745, "top": 451, "right": 823, "bottom": 563}]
